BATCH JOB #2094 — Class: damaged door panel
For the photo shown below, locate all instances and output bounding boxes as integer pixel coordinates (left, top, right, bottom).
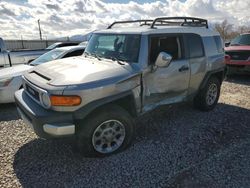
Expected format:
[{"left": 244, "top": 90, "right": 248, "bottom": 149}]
[{"left": 142, "top": 34, "right": 190, "bottom": 111}]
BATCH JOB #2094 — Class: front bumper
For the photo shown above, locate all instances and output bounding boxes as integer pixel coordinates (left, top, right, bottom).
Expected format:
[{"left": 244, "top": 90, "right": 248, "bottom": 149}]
[
  {"left": 226, "top": 59, "right": 250, "bottom": 66},
  {"left": 15, "top": 89, "right": 75, "bottom": 139}
]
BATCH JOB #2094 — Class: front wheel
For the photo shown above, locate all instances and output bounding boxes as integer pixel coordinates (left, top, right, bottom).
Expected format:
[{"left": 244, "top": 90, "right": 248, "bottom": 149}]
[
  {"left": 77, "top": 105, "right": 135, "bottom": 157},
  {"left": 194, "top": 77, "right": 221, "bottom": 111}
]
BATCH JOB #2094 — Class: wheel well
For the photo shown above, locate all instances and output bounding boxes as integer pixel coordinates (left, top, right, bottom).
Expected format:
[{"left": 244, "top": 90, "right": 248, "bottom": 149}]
[
  {"left": 76, "top": 94, "right": 138, "bottom": 122},
  {"left": 212, "top": 71, "right": 225, "bottom": 84},
  {"left": 200, "top": 70, "right": 225, "bottom": 90},
  {"left": 110, "top": 95, "right": 138, "bottom": 117},
  {"left": 75, "top": 94, "right": 138, "bottom": 132}
]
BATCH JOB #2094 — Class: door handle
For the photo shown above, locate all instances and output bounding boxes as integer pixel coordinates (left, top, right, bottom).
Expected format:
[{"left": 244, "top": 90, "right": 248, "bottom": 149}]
[{"left": 179, "top": 65, "right": 189, "bottom": 72}]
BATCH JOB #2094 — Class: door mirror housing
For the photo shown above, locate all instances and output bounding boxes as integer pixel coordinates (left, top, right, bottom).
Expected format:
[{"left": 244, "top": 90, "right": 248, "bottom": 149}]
[
  {"left": 225, "top": 42, "right": 230, "bottom": 47},
  {"left": 155, "top": 52, "right": 172, "bottom": 67}
]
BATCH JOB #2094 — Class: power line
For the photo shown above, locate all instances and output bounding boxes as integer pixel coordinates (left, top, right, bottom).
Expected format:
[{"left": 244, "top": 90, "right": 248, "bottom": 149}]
[{"left": 38, "top": 19, "right": 42, "bottom": 40}]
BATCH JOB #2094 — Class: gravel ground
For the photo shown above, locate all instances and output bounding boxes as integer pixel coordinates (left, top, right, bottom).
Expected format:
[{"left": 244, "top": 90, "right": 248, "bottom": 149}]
[{"left": 0, "top": 75, "right": 250, "bottom": 188}]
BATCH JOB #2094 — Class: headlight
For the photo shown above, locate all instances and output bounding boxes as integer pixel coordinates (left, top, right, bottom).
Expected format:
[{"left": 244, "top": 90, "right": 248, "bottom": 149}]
[
  {"left": 41, "top": 92, "right": 51, "bottom": 108},
  {"left": 0, "top": 77, "right": 13, "bottom": 87}
]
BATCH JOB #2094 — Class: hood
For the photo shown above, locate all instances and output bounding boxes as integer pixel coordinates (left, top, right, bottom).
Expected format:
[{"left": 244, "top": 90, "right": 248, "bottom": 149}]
[
  {"left": 25, "top": 56, "right": 137, "bottom": 86},
  {"left": 0, "top": 65, "right": 32, "bottom": 79},
  {"left": 225, "top": 45, "right": 250, "bottom": 51}
]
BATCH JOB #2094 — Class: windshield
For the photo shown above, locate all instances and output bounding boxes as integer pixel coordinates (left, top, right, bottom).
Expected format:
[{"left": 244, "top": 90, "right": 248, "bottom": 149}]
[
  {"left": 84, "top": 34, "right": 141, "bottom": 63},
  {"left": 30, "top": 49, "right": 65, "bottom": 65},
  {"left": 46, "top": 43, "right": 60, "bottom": 49},
  {"left": 230, "top": 34, "right": 250, "bottom": 46}
]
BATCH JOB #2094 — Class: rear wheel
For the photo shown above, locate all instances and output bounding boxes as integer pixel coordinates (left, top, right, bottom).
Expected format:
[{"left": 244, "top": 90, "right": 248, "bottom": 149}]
[
  {"left": 194, "top": 76, "right": 221, "bottom": 111},
  {"left": 77, "top": 105, "right": 135, "bottom": 157}
]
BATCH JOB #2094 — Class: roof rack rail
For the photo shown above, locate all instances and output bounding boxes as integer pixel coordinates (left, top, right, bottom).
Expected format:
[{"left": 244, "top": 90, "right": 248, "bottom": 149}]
[
  {"left": 107, "top": 17, "right": 208, "bottom": 29},
  {"left": 150, "top": 17, "right": 208, "bottom": 28},
  {"left": 107, "top": 20, "right": 153, "bottom": 29}
]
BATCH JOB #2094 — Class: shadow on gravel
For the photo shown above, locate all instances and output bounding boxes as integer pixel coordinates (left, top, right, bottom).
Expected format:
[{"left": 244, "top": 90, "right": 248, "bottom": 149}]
[
  {"left": 13, "top": 103, "right": 250, "bottom": 187},
  {"left": 0, "top": 103, "right": 19, "bottom": 121},
  {"left": 225, "top": 74, "right": 250, "bottom": 86}
]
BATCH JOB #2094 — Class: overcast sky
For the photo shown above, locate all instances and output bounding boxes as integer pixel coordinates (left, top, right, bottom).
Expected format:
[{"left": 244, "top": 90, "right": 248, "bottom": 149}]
[{"left": 0, "top": 0, "right": 249, "bottom": 39}]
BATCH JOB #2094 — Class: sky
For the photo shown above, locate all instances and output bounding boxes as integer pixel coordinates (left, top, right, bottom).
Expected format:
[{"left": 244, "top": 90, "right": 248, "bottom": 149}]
[{"left": 0, "top": 0, "right": 249, "bottom": 39}]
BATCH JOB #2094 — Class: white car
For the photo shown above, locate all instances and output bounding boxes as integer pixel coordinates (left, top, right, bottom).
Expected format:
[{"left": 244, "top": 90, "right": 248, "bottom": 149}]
[{"left": 0, "top": 46, "right": 85, "bottom": 103}]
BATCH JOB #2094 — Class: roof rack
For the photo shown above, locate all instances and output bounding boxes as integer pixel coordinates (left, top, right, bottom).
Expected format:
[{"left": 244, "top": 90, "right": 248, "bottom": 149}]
[
  {"left": 107, "top": 17, "right": 208, "bottom": 29},
  {"left": 150, "top": 17, "right": 208, "bottom": 28},
  {"left": 107, "top": 20, "right": 153, "bottom": 29}
]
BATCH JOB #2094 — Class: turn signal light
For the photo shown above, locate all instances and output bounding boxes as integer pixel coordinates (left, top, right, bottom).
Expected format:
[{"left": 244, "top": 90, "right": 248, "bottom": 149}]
[{"left": 50, "top": 95, "right": 81, "bottom": 106}]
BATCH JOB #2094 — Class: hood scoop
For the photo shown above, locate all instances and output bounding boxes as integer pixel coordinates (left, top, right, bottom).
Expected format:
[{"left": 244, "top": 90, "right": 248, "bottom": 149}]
[{"left": 29, "top": 70, "right": 51, "bottom": 82}]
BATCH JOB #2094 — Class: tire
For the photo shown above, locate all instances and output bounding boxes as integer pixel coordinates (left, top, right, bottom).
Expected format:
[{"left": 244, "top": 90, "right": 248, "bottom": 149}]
[
  {"left": 76, "top": 105, "right": 135, "bottom": 157},
  {"left": 194, "top": 76, "right": 221, "bottom": 111}
]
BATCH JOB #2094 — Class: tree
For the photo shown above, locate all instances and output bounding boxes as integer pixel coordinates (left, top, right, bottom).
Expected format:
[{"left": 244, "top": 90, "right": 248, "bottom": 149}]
[{"left": 214, "top": 19, "right": 233, "bottom": 41}]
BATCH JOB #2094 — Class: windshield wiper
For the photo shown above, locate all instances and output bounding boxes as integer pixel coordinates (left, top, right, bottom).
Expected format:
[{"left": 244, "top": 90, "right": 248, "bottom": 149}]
[
  {"left": 84, "top": 51, "right": 91, "bottom": 57},
  {"left": 92, "top": 53, "right": 101, "bottom": 61},
  {"left": 84, "top": 51, "right": 101, "bottom": 61},
  {"left": 110, "top": 57, "right": 126, "bottom": 65}
]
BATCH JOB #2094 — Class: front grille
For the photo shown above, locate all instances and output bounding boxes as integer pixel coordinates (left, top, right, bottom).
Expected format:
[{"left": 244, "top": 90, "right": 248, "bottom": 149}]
[
  {"left": 225, "top": 51, "right": 250, "bottom": 60},
  {"left": 26, "top": 84, "right": 40, "bottom": 101}
]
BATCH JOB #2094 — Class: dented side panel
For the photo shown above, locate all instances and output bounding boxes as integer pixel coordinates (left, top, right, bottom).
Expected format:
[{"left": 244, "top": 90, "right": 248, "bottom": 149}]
[{"left": 142, "top": 58, "right": 190, "bottom": 112}]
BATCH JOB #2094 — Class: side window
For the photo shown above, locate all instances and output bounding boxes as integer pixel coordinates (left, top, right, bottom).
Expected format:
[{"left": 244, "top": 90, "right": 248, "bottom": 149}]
[
  {"left": 62, "top": 49, "right": 84, "bottom": 58},
  {"left": 149, "top": 35, "right": 182, "bottom": 64},
  {"left": 187, "top": 34, "right": 204, "bottom": 58},
  {"left": 213, "top": 36, "right": 223, "bottom": 53}
]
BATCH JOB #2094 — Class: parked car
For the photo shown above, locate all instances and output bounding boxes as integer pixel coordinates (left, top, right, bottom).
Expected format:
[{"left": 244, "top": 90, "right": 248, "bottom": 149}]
[
  {"left": 225, "top": 33, "right": 250, "bottom": 74},
  {"left": 46, "top": 42, "right": 80, "bottom": 50},
  {"left": 15, "top": 17, "right": 225, "bottom": 157},
  {"left": 0, "top": 46, "right": 85, "bottom": 103},
  {"left": 0, "top": 37, "right": 49, "bottom": 68}
]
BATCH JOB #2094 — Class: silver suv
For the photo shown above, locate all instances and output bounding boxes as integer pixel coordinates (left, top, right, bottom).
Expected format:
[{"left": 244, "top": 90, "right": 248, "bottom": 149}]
[{"left": 15, "top": 17, "right": 225, "bottom": 157}]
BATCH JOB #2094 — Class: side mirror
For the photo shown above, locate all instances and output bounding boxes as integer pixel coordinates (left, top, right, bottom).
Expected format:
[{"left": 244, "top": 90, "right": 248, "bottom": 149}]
[
  {"left": 225, "top": 42, "right": 230, "bottom": 47},
  {"left": 155, "top": 52, "right": 172, "bottom": 67}
]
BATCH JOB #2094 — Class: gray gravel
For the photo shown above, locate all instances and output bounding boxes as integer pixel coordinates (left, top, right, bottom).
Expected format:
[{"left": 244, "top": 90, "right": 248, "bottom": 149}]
[{"left": 0, "top": 75, "right": 250, "bottom": 188}]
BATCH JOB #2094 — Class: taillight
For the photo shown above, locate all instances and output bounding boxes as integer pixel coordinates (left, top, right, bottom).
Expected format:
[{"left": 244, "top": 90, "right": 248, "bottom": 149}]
[{"left": 224, "top": 55, "right": 231, "bottom": 64}]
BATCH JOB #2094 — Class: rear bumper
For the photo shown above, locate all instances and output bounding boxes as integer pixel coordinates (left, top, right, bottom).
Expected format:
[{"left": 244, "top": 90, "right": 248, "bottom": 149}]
[{"left": 15, "top": 89, "right": 75, "bottom": 139}]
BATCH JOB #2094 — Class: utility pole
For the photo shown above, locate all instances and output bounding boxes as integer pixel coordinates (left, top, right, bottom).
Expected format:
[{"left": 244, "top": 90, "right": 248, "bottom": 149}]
[{"left": 38, "top": 19, "right": 42, "bottom": 40}]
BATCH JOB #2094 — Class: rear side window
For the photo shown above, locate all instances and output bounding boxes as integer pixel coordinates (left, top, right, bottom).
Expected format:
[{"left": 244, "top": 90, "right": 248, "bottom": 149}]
[
  {"left": 214, "top": 36, "right": 223, "bottom": 53},
  {"left": 186, "top": 34, "right": 204, "bottom": 58}
]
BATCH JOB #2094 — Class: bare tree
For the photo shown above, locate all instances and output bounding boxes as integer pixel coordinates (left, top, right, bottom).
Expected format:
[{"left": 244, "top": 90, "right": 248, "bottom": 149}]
[
  {"left": 238, "top": 26, "right": 250, "bottom": 33},
  {"left": 214, "top": 19, "right": 233, "bottom": 41}
]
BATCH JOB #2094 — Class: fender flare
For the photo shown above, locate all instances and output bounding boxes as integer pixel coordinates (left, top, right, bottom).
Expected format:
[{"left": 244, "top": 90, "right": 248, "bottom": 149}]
[
  {"left": 73, "top": 90, "right": 137, "bottom": 120},
  {"left": 199, "top": 67, "right": 226, "bottom": 90}
]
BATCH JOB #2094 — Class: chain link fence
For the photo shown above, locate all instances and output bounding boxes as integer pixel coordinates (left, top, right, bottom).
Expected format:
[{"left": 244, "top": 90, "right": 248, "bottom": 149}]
[{"left": 4, "top": 39, "right": 70, "bottom": 50}]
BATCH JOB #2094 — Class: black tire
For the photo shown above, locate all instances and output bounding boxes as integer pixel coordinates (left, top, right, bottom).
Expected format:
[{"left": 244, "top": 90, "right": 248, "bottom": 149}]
[
  {"left": 194, "top": 76, "right": 221, "bottom": 111},
  {"left": 76, "top": 105, "right": 135, "bottom": 157}
]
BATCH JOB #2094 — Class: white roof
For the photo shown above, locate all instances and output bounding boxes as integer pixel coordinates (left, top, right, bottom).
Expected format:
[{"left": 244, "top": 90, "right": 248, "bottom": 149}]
[{"left": 95, "top": 26, "right": 219, "bottom": 37}]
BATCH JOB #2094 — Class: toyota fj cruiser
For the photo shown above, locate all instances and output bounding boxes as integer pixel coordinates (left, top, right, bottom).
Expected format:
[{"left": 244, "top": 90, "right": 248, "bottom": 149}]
[{"left": 15, "top": 17, "right": 225, "bottom": 157}]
